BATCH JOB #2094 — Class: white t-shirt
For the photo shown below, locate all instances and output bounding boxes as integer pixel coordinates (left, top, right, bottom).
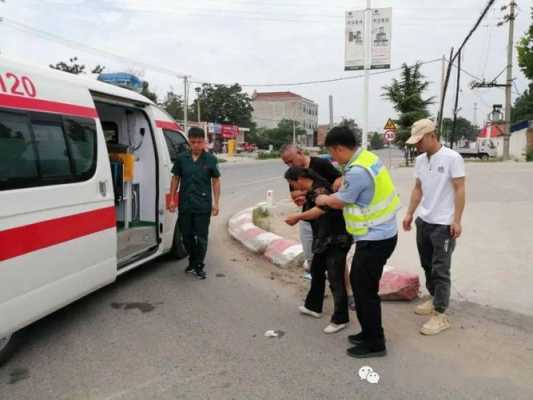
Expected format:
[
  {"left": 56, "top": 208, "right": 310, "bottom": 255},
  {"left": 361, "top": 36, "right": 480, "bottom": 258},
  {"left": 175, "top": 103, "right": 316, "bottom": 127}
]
[{"left": 414, "top": 146, "right": 465, "bottom": 225}]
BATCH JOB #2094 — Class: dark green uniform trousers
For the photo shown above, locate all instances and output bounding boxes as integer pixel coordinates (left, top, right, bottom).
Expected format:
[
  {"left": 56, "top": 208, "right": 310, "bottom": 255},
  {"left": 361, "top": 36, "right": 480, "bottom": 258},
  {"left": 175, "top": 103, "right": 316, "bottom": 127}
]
[{"left": 179, "top": 212, "right": 211, "bottom": 269}]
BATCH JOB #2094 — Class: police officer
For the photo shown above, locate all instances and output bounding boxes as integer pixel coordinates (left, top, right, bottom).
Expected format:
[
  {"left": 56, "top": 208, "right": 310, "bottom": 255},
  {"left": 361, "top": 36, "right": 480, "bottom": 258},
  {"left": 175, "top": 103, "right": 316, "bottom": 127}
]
[
  {"left": 168, "top": 127, "right": 221, "bottom": 279},
  {"left": 316, "top": 126, "right": 400, "bottom": 358}
]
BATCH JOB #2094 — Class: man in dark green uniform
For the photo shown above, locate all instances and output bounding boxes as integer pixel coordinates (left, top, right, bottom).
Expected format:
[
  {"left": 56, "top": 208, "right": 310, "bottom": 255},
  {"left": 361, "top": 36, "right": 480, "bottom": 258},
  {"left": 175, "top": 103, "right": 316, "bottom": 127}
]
[{"left": 168, "top": 127, "right": 221, "bottom": 279}]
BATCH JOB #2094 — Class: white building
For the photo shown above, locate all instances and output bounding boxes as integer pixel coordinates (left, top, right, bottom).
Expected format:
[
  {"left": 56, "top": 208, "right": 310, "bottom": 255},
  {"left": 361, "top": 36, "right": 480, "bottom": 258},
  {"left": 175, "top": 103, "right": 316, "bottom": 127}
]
[{"left": 251, "top": 91, "right": 319, "bottom": 146}]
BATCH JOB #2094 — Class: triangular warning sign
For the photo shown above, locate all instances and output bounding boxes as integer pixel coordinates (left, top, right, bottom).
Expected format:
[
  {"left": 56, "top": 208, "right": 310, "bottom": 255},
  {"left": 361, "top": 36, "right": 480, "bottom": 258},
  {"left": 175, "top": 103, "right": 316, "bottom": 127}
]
[{"left": 384, "top": 118, "right": 397, "bottom": 130}]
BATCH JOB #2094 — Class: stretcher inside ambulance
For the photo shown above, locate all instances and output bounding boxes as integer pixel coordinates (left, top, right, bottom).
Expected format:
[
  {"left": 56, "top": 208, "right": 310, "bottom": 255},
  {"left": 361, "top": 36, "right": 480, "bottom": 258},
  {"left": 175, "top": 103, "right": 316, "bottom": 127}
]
[{"left": 0, "top": 58, "right": 188, "bottom": 365}]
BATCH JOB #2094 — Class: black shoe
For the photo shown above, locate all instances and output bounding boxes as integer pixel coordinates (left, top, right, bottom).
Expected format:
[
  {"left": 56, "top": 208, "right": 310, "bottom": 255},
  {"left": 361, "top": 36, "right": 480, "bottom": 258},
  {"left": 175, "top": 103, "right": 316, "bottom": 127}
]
[
  {"left": 348, "top": 332, "right": 365, "bottom": 345},
  {"left": 194, "top": 269, "right": 207, "bottom": 279},
  {"left": 185, "top": 265, "right": 196, "bottom": 273},
  {"left": 346, "top": 343, "right": 387, "bottom": 359}
]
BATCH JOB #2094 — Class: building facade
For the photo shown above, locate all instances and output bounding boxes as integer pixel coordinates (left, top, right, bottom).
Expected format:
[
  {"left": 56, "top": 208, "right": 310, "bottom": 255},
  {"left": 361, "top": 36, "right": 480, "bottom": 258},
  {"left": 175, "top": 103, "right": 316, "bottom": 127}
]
[{"left": 251, "top": 91, "right": 319, "bottom": 146}]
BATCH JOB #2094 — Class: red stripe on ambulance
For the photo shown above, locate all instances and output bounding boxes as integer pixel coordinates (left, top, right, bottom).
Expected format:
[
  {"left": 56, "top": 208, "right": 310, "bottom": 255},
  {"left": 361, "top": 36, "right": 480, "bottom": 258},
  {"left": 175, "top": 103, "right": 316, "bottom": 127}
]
[
  {"left": 155, "top": 120, "right": 182, "bottom": 131},
  {"left": 0, "top": 93, "right": 98, "bottom": 119},
  {"left": 0, "top": 207, "right": 116, "bottom": 261}
]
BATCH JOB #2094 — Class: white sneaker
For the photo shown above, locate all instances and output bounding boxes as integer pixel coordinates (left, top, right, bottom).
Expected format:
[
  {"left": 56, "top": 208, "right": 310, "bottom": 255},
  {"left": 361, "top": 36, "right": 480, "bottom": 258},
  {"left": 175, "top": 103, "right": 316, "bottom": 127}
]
[
  {"left": 323, "top": 323, "right": 348, "bottom": 334},
  {"left": 415, "top": 299, "right": 434, "bottom": 315},
  {"left": 420, "top": 312, "right": 450, "bottom": 335},
  {"left": 299, "top": 306, "right": 322, "bottom": 319}
]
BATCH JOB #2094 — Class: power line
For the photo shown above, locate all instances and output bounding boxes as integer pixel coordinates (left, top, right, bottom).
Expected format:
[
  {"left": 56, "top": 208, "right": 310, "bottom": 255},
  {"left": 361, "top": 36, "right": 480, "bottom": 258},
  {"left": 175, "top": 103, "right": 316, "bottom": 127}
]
[
  {"left": 1, "top": 17, "right": 443, "bottom": 89},
  {"left": 450, "top": 0, "right": 497, "bottom": 65},
  {"left": 192, "top": 59, "right": 442, "bottom": 87},
  {"left": 17, "top": 0, "right": 501, "bottom": 25}
]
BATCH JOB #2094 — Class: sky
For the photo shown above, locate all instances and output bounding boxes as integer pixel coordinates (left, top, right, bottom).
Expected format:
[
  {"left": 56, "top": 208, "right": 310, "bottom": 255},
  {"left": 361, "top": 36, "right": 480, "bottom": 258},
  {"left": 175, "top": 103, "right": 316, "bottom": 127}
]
[{"left": 0, "top": 0, "right": 530, "bottom": 132}]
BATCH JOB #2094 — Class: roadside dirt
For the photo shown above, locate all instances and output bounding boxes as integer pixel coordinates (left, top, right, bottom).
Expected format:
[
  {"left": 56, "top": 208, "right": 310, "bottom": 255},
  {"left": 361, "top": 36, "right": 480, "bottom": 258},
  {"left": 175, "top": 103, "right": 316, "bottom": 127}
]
[{"left": 222, "top": 205, "right": 533, "bottom": 395}]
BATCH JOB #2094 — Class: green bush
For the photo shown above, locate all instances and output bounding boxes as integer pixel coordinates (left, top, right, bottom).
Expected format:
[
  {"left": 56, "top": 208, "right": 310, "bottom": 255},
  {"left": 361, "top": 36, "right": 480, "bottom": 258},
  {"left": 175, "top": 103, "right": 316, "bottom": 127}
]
[
  {"left": 257, "top": 151, "right": 281, "bottom": 160},
  {"left": 527, "top": 149, "right": 533, "bottom": 162}
]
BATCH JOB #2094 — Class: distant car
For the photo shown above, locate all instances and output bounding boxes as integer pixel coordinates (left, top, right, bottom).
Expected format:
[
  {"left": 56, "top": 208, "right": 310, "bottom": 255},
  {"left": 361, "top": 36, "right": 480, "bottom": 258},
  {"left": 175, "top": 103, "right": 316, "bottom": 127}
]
[{"left": 237, "top": 142, "right": 256, "bottom": 153}]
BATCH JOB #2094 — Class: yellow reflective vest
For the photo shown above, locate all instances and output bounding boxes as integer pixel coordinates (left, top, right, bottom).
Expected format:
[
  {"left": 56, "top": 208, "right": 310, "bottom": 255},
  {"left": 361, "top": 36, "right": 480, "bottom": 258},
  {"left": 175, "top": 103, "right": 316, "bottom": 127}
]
[{"left": 342, "top": 150, "right": 401, "bottom": 236}]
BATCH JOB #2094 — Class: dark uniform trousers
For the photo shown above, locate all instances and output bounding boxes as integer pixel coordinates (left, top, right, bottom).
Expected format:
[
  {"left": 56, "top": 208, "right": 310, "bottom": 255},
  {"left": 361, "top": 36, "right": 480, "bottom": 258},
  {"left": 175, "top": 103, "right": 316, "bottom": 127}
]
[
  {"left": 179, "top": 212, "right": 211, "bottom": 269},
  {"left": 350, "top": 235, "right": 397, "bottom": 346}
]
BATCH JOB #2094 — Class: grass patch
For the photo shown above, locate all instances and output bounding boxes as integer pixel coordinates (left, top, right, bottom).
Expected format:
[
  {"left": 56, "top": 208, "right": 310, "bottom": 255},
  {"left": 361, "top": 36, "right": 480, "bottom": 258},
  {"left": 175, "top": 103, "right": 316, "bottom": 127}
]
[{"left": 257, "top": 151, "right": 281, "bottom": 160}]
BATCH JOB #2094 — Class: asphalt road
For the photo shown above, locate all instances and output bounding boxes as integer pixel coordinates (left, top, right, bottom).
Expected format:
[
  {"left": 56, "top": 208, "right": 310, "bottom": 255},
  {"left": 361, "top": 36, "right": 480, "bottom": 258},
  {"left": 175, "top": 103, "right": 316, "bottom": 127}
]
[{"left": 1, "top": 159, "right": 532, "bottom": 400}]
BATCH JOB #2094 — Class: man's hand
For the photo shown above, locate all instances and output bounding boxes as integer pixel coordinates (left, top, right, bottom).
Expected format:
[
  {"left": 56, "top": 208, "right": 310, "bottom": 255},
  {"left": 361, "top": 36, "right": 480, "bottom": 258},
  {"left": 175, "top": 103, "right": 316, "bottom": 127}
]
[
  {"left": 315, "top": 194, "right": 329, "bottom": 207},
  {"left": 402, "top": 213, "right": 414, "bottom": 231},
  {"left": 285, "top": 214, "right": 301, "bottom": 226},
  {"left": 291, "top": 190, "right": 306, "bottom": 207},
  {"left": 212, "top": 204, "right": 220, "bottom": 217},
  {"left": 294, "top": 195, "right": 306, "bottom": 207},
  {"left": 332, "top": 177, "right": 343, "bottom": 192},
  {"left": 168, "top": 201, "right": 177, "bottom": 213},
  {"left": 450, "top": 221, "right": 462, "bottom": 239}
]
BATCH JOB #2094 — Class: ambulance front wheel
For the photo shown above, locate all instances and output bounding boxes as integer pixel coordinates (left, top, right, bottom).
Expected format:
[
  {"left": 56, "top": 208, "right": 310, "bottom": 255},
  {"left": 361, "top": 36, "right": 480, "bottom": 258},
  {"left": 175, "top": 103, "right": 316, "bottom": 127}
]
[
  {"left": 0, "top": 333, "right": 21, "bottom": 367},
  {"left": 171, "top": 224, "right": 188, "bottom": 260}
]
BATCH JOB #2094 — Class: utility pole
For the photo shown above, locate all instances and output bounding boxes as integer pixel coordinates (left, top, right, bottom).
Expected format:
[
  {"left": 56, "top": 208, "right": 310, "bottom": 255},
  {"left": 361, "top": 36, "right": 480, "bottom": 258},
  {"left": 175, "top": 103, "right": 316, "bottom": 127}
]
[
  {"left": 183, "top": 76, "right": 189, "bottom": 135},
  {"left": 473, "top": 102, "right": 478, "bottom": 127},
  {"left": 329, "top": 95, "right": 334, "bottom": 130},
  {"left": 451, "top": 51, "right": 462, "bottom": 149},
  {"left": 438, "top": 48, "right": 455, "bottom": 135},
  {"left": 362, "top": 0, "right": 371, "bottom": 149},
  {"left": 437, "top": 54, "right": 447, "bottom": 121},
  {"left": 502, "top": 0, "right": 516, "bottom": 160},
  {"left": 195, "top": 86, "right": 201, "bottom": 122}
]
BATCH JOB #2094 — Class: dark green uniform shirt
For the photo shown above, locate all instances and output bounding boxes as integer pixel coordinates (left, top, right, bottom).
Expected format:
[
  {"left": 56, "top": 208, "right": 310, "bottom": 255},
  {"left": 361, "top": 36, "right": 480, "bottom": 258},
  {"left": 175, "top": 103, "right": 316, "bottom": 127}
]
[{"left": 172, "top": 151, "right": 221, "bottom": 214}]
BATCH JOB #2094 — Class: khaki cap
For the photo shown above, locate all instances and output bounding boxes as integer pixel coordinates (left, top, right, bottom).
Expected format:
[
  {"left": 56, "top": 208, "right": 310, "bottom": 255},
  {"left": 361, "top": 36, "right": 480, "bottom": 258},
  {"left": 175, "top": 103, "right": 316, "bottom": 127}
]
[{"left": 406, "top": 119, "right": 436, "bottom": 145}]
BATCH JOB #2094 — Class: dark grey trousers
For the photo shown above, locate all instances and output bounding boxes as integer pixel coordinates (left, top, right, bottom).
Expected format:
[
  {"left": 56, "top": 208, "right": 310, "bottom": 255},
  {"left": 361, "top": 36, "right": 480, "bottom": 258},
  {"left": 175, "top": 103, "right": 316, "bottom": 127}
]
[{"left": 415, "top": 218, "right": 456, "bottom": 313}]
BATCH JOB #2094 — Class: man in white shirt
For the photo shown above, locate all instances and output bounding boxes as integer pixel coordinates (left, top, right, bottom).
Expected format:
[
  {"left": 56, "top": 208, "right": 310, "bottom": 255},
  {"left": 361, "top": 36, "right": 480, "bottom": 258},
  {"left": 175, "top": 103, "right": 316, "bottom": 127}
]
[{"left": 403, "top": 119, "right": 466, "bottom": 336}]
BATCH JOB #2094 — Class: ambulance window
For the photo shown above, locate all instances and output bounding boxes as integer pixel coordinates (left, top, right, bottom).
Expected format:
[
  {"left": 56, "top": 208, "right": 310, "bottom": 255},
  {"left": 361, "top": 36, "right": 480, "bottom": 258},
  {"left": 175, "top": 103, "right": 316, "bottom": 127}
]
[
  {"left": 0, "top": 111, "right": 39, "bottom": 188},
  {"left": 31, "top": 120, "right": 72, "bottom": 178},
  {"left": 64, "top": 118, "right": 97, "bottom": 177},
  {"left": 163, "top": 129, "right": 189, "bottom": 162}
]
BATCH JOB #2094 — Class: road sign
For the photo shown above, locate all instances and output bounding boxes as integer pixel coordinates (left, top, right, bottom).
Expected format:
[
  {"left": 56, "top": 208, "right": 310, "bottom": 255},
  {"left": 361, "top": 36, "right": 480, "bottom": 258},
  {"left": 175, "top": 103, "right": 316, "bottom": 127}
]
[
  {"left": 384, "top": 118, "right": 397, "bottom": 130},
  {"left": 384, "top": 129, "right": 396, "bottom": 143}
]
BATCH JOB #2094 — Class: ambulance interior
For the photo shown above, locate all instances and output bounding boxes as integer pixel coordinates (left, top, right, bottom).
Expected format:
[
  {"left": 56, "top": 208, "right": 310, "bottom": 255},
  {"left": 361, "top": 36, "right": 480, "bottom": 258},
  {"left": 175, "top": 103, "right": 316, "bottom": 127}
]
[{"left": 94, "top": 100, "right": 158, "bottom": 265}]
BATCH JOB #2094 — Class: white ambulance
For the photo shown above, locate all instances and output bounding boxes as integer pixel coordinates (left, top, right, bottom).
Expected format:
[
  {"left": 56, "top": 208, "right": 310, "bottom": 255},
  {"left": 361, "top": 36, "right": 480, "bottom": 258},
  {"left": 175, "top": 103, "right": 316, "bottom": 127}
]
[{"left": 0, "top": 57, "right": 190, "bottom": 364}]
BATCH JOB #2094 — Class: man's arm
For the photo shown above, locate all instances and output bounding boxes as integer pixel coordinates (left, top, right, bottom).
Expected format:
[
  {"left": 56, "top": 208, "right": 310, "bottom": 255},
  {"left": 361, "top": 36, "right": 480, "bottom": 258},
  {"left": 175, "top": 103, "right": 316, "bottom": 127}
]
[
  {"left": 168, "top": 176, "right": 180, "bottom": 212},
  {"left": 402, "top": 178, "right": 422, "bottom": 231},
  {"left": 450, "top": 177, "right": 465, "bottom": 239},
  {"left": 212, "top": 177, "right": 221, "bottom": 216},
  {"left": 315, "top": 194, "right": 346, "bottom": 210},
  {"left": 290, "top": 189, "right": 307, "bottom": 207},
  {"left": 332, "top": 177, "right": 343, "bottom": 192},
  {"left": 285, "top": 206, "right": 325, "bottom": 226}
]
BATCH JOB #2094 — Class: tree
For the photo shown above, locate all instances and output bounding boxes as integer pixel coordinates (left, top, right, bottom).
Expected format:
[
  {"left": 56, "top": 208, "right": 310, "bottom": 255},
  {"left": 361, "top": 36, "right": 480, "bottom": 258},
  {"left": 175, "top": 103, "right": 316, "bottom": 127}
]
[
  {"left": 258, "top": 119, "right": 306, "bottom": 150},
  {"left": 338, "top": 118, "right": 362, "bottom": 144},
  {"left": 192, "top": 84, "right": 254, "bottom": 127},
  {"left": 442, "top": 117, "right": 478, "bottom": 144},
  {"left": 370, "top": 132, "right": 384, "bottom": 150},
  {"left": 382, "top": 62, "right": 435, "bottom": 148},
  {"left": 50, "top": 57, "right": 105, "bottom": 75},
  {"left": 513, "top": 7, "right": 533, "bottom": 124},
  {"left": 161, "top": 91, "right": 184, "bottom": 120},
  {"left": 517, "top": 7, "right": 533, "bottom": 81},
  {"left": 512, "top": 89, "right": 533, "bottom": 123}
]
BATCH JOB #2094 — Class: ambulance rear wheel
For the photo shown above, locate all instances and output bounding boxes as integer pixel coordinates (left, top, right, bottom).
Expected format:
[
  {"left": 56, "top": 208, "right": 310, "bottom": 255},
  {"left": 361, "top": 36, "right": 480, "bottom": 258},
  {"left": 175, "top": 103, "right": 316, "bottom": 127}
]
[
  {"left": 0, "top": 333, "right": 20, "bottom": 367},
  {"left": 171, "top": 225, "right": 188, "bottom": 260}
]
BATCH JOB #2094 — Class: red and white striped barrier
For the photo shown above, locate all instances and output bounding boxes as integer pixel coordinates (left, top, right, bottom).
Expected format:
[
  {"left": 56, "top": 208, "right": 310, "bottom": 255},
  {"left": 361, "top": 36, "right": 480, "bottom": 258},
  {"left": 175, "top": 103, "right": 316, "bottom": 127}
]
[{"left": 228, "top": 206, "right": 304, "bottom": 269}]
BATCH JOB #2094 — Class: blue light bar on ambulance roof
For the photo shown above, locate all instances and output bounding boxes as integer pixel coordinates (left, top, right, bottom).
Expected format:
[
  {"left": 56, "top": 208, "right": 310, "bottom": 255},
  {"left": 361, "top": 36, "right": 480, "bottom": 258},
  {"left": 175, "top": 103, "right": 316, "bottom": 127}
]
[{"left": 97, "top": 73, "right": 143, "bottom": 93}]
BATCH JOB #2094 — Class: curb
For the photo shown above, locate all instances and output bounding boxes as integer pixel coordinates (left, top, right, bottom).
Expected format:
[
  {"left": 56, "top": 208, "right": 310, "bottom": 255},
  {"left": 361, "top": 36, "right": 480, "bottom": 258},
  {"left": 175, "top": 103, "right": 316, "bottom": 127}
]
[{"left": 228, "top": 205, "right": 304, "bottom": 269}]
